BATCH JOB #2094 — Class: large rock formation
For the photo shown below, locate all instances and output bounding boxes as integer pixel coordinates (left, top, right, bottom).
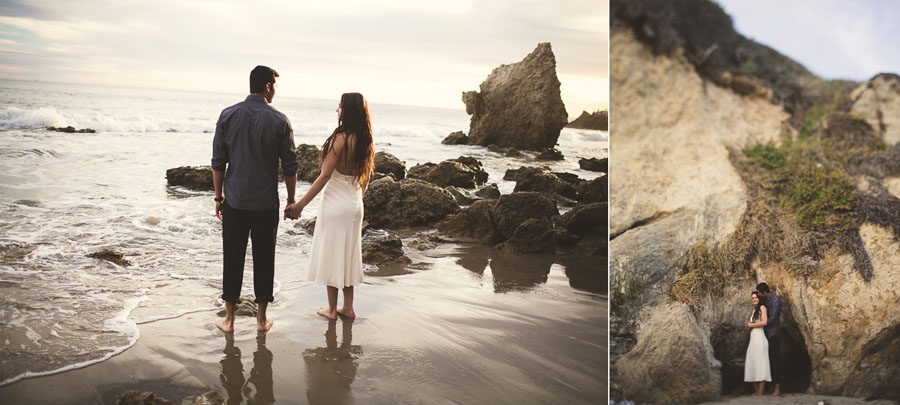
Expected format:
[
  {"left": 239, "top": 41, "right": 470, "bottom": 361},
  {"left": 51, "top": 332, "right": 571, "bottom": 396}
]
[
  {"left": 362, "top": 177, "right": 458, "bottom": 229},
  {"left": 850, "top": 73, "right": 900, "bottom": 146},
  {"left": 610, "top": 1, "right": 900, "bottom": 403},
  {"left": 566, "top": 110, "right": 609, "bottom": 131},
  {"left": 462, "top": 42, "right": 568, "bottom": 151},
  {"left": 407, "top": 157, "right": 488, "bottom": 189}
]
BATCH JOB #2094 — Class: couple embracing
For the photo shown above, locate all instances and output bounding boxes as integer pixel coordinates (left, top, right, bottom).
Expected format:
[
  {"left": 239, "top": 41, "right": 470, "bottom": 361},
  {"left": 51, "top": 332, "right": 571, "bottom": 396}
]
[
  {"left": 211, "top": 65, "right": 374, "bottom": 333},
  {"left": 744, "top": 282, "right": 783, "bottom": 396}
]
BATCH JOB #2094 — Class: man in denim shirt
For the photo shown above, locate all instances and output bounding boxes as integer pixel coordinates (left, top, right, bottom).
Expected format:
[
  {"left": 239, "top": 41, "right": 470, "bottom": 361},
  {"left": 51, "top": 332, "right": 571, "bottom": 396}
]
[
  {"left": 212, "top": 65, "right": 298, "bottom": 333},
  {"left": 757, "top": 282, "right": 782, "bottom": 395}
]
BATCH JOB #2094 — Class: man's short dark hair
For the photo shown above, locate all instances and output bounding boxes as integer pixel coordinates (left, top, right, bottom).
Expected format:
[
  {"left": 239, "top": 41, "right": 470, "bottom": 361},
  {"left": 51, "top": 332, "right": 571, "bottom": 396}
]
[
  {"left": 250, "top": 65, "right": 278, "bottom": 93},
  {"left": 756, "top": 282, "right": 771, "bottom": 293}
]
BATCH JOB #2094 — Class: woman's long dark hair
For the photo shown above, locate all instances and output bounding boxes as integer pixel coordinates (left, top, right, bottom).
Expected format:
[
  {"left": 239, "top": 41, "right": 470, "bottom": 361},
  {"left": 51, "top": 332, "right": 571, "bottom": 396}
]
[
  {"left": 321, "top": 93, "right": 374, "bottom": 188},
  {"left": 751, "top": 291, "right": 766, "bottom": 322}
]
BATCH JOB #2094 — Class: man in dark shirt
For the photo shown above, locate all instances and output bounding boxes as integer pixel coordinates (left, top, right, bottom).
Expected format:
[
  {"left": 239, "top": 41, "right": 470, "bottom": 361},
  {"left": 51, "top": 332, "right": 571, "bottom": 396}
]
[
  {"left": 212, "top": 65, "right": 298, "bottom": 333},
  {"left": 757, "top": 282, "right": 782, "bottom": 395}
]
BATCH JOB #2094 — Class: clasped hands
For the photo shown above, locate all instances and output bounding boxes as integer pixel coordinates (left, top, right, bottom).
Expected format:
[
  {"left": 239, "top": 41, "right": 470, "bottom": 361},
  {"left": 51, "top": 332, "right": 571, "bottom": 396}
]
[{"left": 284, "top": 201, "right": 304, "bottom": 220}]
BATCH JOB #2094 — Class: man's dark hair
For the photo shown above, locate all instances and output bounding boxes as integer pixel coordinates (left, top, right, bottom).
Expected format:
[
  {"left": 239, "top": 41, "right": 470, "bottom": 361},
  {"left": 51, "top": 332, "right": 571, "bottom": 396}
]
[
  {"left": 250, "top": 65, "right": 278, "bottom": 94},
  {"left": 756, "top": 282, "right": 771, "bottom": 293}
]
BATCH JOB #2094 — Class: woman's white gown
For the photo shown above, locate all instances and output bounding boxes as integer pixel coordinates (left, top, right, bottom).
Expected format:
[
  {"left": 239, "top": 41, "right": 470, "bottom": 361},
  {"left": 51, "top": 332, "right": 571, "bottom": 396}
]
[
  {"left": 744, "top": 313, "right": 772, "bottom": 382},
  {"left": 306, "top": 172, "right": 364, "bottom": 288}
]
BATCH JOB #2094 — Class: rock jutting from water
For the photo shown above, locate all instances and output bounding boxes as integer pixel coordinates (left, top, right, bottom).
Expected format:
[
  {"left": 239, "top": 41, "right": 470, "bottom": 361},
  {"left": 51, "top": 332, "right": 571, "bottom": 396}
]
[
  {"left": 361, "top": 230, "right": 411, "bottom": 266},
  {"left": 441, "top": 131, "right": 469, "bottom": 145},
  {"left": 47, "top": 126, "right": 96, "bottom": 133},
  {"left": 462, "top": 42, "right": 569, "bottom": 151},
  {"left": 407, "top": 157, "right": 488, "bottom": 189},
  {"left": 362, "top": 176, "right": 459, "bottom": 229},
  {"left": 373, "top": 151, "right": 406, "bottom": 180},
  {"left": 536, "top": 148, "right": 565, "bottom": 161},
  {"left": 166, "top": 166, "right": 214, "bottom": 191},
  {"left": 566, "top": 110, "right": 609, "bottom": 131},
  {"left": 579, "top": 157, "right": 608, "bottom": 172},
  {"left": 87, "top": 249, "right": 132, "bottom": 267}
]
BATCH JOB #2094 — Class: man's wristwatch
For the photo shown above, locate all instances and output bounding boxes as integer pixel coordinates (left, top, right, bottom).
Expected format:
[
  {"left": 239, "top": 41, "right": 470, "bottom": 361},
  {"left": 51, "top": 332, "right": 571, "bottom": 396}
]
[{"left": 214, "top": 197, "right": 224, "bottom": 202}]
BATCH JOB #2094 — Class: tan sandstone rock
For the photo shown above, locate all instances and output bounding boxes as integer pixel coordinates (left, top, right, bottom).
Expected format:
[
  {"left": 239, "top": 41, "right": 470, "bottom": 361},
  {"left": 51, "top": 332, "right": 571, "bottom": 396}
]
[{"left": 850, "top": 73, "right": 900, "bottom": 146}]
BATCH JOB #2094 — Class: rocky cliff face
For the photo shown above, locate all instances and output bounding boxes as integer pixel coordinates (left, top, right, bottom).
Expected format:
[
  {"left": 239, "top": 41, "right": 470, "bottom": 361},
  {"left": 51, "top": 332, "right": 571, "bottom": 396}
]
[
  {"left": 462, "top": 43, "right": 568, "bottom": 151},
  {"left": 610, "top": 1, "right": 900, "bottom": 403}
]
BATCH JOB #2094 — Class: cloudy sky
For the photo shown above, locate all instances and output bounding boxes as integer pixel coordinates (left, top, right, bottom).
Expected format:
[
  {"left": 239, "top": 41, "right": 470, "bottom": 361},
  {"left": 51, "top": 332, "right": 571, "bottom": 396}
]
[
  {"left": 717, "top": 0, "right": 900, "bottom": 81},
  {"left": 0, "top": 0, "right": 608, "bottom": 116}
]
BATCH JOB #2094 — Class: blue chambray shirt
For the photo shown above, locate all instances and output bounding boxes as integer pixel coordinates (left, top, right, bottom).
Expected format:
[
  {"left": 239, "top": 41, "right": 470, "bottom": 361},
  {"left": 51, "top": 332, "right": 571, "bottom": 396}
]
[{"left": 211, "top": 95, "right": 298, "bottom": 210}]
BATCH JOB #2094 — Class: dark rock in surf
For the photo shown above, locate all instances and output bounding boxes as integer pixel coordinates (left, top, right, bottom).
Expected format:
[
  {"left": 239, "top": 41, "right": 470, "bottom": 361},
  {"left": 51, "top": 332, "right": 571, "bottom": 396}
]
[
  {"left": 579, "top": 157, "right": 608, "bottom": 172},
  {"left": 363, "top": 177, "right": 458, "bottom": 229},
  {"left": 362, "top": 230, "right": 410, "bottom": 266},
  {"left": 166, "top": 166, "right": 213, "bottom": 191},
  {"left": 441, "top": 131, "right": 469, "bottom": 145},
  {"left": 374, "top": 151, "right": 406, "bottom": 180},
  {"left": 88, "top": 249, "right": 132, "bottom": 267}
]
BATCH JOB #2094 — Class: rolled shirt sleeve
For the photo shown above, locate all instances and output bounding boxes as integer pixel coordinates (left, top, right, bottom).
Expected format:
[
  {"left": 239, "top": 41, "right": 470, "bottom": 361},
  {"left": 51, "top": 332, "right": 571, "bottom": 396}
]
[
  {"left": 211, "top": 110, "right": 229, "bottom": 171},
  {"left": 279, "top": 116, "right": 298, "bottom": 176}
]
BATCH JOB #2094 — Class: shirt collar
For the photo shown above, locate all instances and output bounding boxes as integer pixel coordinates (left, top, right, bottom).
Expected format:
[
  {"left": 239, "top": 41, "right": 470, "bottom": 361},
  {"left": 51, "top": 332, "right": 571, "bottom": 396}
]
[{"left": 245, "top": 94, "right": 267, "bottom": 103}]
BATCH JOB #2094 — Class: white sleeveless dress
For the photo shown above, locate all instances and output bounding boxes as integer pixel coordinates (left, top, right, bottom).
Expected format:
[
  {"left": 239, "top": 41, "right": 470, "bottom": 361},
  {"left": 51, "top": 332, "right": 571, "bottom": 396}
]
[
  {"left": 744, "top": 312, "right": 772, "bottom": 382},
  {"left": 306, "top": 171, "right": 364, "bottom": 288}
]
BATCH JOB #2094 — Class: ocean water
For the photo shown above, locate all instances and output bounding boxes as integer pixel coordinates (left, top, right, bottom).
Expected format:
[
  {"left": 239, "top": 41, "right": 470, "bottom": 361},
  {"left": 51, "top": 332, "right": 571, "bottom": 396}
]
[{"left": 0, "top": 79, "right": 607, "bottom": 386}]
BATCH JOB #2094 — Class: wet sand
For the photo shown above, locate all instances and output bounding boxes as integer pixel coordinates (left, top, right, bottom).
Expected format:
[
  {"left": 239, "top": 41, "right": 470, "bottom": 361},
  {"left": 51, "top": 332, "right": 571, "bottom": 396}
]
[{"left": 0, "top": 242, "right": 606, "bottom": 404}]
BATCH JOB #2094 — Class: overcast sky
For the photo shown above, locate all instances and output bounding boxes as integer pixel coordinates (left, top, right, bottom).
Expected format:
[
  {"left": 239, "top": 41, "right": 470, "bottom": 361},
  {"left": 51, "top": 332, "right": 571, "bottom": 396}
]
[
  {"left": 0, "top": 0, "right": 608, "bottom": 116},
  {"left": 717, "top": 0, "right": 900, "bottom": 82}
]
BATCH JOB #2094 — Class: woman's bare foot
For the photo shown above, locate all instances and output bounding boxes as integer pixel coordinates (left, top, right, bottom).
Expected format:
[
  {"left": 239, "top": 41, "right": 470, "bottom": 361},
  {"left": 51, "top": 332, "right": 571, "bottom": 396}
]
[
  {"left": 336, "top": 308, "right": 356, "bottom": 319},
  {"left": 258, "top": 319, "right": 273, "bottom": 331},
  {"left": 215, "top": 319, "right": 234, "bottom": 333},
  {"left": 317, "top": 306, "right": 337, "bottom": 320}
]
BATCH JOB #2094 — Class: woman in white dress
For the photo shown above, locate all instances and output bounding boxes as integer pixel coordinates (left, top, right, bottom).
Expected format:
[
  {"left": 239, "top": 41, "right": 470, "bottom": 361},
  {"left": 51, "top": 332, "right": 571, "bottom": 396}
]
[
  {"left": 744, "top": 290, "right": 771, "bottom": 395},
  {"left": 284, "top": 93, "right": 374, "bottom": 320}
]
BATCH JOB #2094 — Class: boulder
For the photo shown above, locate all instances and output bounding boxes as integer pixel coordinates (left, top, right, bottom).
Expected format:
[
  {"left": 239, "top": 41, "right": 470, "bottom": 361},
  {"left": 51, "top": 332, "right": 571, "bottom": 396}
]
[
  {"left": 566, "top": 110, "right": 609, "bottom": 131},
  {"left": 553, "top": 172, "right": 584, "bottom": 186},
  {"left": 361, "top": 230, "right": 410, "bottom": 266},
  {"left": 513, "top": 170, "right": 579, "bottom": 203},
  {"left": 441, "top": 131, "right": 469, "bottom": 145},
  {"left": 295, "top": 218, "right": 317, "bottom": 235},
  {"left": 578, "top": 175, "right": 608, "bottom": 203},
  {"left": 445, "top": 186, "right": 477, "bottom": 206},
  {"left": 363, "top": 177, "right": 458, "bottom": 229},
  {"left": 116, "top": 391, "right": 172, "bottom": 405},
  {"left": 496, "top": 218, "right": 556, "bottom": 254},
  {"left": 491, "top": 192, "right": 559, "bottom": 240},
  {"left": 374, "top": 151, "right": 406, "bottom": 180},
  {"left": 216, "top": 297, "right": 257, "bottom": 317},
  {"left": 504, "top": 166, "right": 546, "bottom": 182},
  {"left": 436, "top": 199, "right": 498, "bottom": 244},
  {"left": 295, "top": 144, "right": 321, "bottom": 182},
  {"left": 536, "top": 148, "right": 564, "bottom": 161},
  {"left": 462, "top": 42, "right": 568, "bottom": 151},
  {"left": 559, "top": 202, "right": 608, "bottom": 236},
  {"left": 474, "top": 183, "right": 501, "bottom": 200},
  {"left": 579, "top": 157, "right": 608, "bottom": 172},
  {"left": 193, "top": 391, "right": 225, "bottom": 405},
  {"left": 88, "top": 249, "right": 132, "bottom": 267},
  {"left": 408, "top": 157, "right": 487, "bottom": 189},
  {"left": 617, "top": 303, "right": 722, "bottom": 403},
  {"left": 166, "top": 166, "right": 213, "bottom": 191},
  {"left": 850, "top": 73, "right": 900, "bottom": 146}
]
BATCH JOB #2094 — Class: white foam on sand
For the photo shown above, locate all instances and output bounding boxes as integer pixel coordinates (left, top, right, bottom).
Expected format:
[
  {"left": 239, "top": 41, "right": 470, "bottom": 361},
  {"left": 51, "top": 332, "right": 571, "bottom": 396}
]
[{"left": 0, "top": 295, "right": 145, "bottom": 388}]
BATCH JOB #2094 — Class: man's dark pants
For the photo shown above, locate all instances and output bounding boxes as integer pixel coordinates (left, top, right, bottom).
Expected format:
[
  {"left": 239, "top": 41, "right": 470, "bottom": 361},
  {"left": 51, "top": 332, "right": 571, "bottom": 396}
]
[
  {"left": 768, "top": 334, "right": 782, "bottom": 384},
  {"left": 222, "top": 202, "right": 278, "bottom": 303}
]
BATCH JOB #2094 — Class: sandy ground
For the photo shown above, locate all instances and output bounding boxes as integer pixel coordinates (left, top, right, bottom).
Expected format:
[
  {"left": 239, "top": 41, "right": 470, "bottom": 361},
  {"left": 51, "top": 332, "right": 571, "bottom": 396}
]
[
  {"left": 698, "top": 394, "right": 896, "bottom": 405},
  {"left": 0, "top": 243, "right": 607, "bottom": 404}
]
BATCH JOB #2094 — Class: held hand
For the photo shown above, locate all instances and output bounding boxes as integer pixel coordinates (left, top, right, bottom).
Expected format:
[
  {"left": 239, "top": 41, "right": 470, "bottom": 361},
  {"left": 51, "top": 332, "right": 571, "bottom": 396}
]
[
  {"left": 215, "top": 201, "right": 224, "bottom": 221},
  {"left": 745, "top": 322, "right": 752, "bottom": 330},
  {"left": 284, "top": 202, "right": 303, "bottom": 220}
]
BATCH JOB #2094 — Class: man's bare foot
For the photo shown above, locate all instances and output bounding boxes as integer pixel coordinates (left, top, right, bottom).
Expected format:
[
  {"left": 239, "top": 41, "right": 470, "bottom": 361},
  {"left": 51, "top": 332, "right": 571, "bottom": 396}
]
[
  {"left": 336, "top": 308, "right": 356, "bottom": 319},
  {"left": 215, "top": 319, "right": 234, "bottom": 333},
  {"left": 317, "top": 306, "right": 337, "bottom": 320},
  {"left": 257, "top": 319, "right": 273, "bottom": 331},
  {"left": 771, "top": 390, "right": 781, "bottom": 396}
]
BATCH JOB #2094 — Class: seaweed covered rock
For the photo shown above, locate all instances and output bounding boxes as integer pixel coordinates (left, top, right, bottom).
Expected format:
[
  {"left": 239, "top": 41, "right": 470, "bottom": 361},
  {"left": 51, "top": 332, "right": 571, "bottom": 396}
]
[
  {"left": 363, "top": 177, "right": 458, "bottom": 229},
  {"left": 295, "top": 144, "right": 322, "bottom": 182},
  {"left": 408, "top": 157, "right": 487, "bottom": 189},
  {"left": 579, "top": 157, "right": 608, "bottom": 172},
  {"left": 566, "top": 110, "right": 609, "bottom": 131},
  {"left": 373, "top": 151, "right": 406, "bottom": 180},
  {"left": 436, "top": 199, "right": 498, "bottom": 244},
  {"left": 492, "top": 192, "right": 559, "bottom": 240},
  {"left": 166, "top": 166, "right": 213, "bottom": 191},
  {"left": 462, "top": 43, "right": 568, "bottom": 151},
  {"left": 361, "top": 230, "right": 410, "bottom": 266}
]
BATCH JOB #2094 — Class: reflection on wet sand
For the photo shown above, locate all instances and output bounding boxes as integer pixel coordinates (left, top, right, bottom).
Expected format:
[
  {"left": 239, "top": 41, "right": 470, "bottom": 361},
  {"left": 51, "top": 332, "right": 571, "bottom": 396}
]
[
  {"left": 489, "top": 252, "right": 555, "bottom": 292},
  {"left": 556, "top": 254, "right": 607, "bottom": 294},
  {"left": 220, "top": 332, "right": 274, "bottom": 405},
  {"left": 303, "top": 319, "right": 361, "bottom": 405}
]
